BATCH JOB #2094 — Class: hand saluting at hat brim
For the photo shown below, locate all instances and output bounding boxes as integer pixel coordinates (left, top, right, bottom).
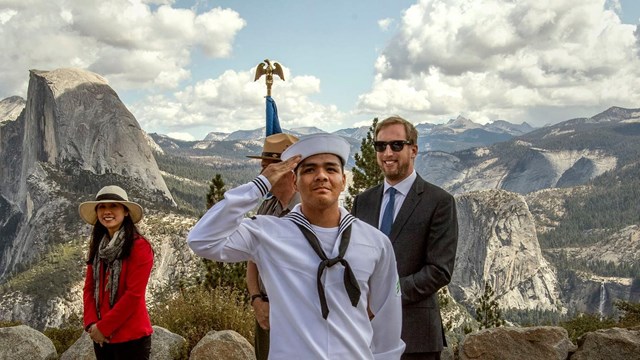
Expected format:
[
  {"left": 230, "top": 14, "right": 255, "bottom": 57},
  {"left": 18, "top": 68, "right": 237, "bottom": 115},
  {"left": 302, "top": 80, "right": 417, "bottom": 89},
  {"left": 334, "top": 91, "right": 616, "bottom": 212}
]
[{"left": 262, "top": 154, "right": 301, "bottom": 186}]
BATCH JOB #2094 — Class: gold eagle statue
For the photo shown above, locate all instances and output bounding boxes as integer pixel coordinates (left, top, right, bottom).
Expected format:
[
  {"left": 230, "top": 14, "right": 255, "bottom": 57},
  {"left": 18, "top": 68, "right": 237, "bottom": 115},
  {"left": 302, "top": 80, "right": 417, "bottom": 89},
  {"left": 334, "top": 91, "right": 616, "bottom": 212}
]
[{"left": 254, "top": 59, "right": 285, "bottom": 96}]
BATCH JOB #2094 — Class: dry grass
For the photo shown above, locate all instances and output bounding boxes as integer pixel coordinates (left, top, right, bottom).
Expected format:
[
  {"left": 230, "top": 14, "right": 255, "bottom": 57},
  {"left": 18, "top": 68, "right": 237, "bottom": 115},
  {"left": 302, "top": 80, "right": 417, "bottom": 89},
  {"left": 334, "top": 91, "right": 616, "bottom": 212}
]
[{"left": 150, "top": 285, "right": 254, "bottom": 356}]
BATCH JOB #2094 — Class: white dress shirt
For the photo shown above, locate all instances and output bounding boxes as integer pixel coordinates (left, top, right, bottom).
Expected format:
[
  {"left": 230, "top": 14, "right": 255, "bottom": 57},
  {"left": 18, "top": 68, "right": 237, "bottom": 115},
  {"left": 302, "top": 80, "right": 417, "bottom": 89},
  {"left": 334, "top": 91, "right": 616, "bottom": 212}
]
[{"left": 378, "top": 170, "right": 417, "bottom": 229}]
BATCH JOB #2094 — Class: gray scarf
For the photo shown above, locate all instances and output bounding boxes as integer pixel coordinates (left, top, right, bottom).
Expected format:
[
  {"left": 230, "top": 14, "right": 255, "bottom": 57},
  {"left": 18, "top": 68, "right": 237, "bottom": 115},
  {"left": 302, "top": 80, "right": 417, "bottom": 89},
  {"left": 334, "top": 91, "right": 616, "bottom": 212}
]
[{"left": 93, "top": 228, "right": 126, "bottom": 319}]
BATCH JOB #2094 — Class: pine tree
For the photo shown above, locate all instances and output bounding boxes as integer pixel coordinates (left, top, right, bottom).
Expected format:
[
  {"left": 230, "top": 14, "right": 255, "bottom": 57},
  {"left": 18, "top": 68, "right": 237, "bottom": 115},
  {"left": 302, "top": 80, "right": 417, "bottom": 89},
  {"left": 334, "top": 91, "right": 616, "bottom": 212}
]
[
  {"left": 206, "top": 174, "right": 226, "bottom": 209},
  {"left": 475, "top": 282, "right": 506, "bottom": 330},
  {"left": 438, "top": 287, "right": 454, "bottom": 332},
  {"left": 201, "top": 174, "right": 247, "bottom": 292},
  {"left": 345, "top": 118, "right": 383, "bottom": 210}
]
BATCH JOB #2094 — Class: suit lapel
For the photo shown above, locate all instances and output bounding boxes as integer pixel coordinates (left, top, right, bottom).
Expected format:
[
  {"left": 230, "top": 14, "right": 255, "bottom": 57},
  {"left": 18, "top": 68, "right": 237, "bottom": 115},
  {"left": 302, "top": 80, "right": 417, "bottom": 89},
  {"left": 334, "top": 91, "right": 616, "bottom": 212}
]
[
  {"left": 364, "top": 185, "right": 384, "bottom": 226},
  {"left": 388, "top": 176, "right": 425, "bottom": 242}
]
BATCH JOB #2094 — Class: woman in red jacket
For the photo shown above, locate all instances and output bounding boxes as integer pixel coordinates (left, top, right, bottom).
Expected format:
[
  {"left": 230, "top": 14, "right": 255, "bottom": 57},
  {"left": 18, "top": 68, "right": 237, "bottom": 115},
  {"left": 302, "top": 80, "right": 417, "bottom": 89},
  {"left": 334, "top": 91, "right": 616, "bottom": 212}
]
[{"left": 79, "top": 185, "right": 154, "bottom": 359}]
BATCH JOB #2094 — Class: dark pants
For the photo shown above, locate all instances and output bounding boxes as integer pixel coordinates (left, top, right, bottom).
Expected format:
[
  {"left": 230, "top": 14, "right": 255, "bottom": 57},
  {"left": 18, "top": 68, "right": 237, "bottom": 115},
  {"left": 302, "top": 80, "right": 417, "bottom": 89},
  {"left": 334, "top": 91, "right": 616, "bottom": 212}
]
[
  {"left": 93, "top": 335, "right": 151, "bottom": 360},
  {"left": 254, "top": 321, "right": 270, "bottom": 360},
  {"left": 401, "top": 352, "right": 441, "bottom": 360}
]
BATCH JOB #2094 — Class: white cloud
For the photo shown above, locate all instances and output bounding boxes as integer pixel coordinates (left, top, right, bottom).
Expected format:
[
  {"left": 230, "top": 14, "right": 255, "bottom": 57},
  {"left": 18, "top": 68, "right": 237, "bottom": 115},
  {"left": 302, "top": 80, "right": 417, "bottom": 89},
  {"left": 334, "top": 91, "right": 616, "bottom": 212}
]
[
  {"left": 0, "top": 0, "right": 245, "bottom": 98},
  {"left": 607, "top": 0, "right": 622, "bottom": 14},
  {"left": 195, "top": 8, "right": 246, "bottom": 57},
  {"left": 358, "top": 0, "right": 640, "bottom": 126},
  {"left": 378, "top": 18, "right": 393, "bottom": 31},
  {"left": 166, "top": 132, "right": 195, "bottom": 141},
  {"left": 130, "top": 65, "right": 347, "bottom": 138},
  {"left": 0, "top": 9, "right": 17, "bottom": 24},
  {"left": 143, "top": 0, "right": 176, "bottom": 6}
]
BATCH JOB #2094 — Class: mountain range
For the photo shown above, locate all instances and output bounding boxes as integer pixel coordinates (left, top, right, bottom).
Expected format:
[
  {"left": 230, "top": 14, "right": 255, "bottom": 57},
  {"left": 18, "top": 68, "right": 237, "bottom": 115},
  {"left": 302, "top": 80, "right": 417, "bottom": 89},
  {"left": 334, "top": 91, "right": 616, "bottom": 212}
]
[
  {"left": 159, "top": 115, "right": 534, "bottom": 155},
  {"left": 141, "top": 109, "right": 534, "bottom": 214},
  {"left": 0, "top": 68, "right": 638, "bottom": 333}
]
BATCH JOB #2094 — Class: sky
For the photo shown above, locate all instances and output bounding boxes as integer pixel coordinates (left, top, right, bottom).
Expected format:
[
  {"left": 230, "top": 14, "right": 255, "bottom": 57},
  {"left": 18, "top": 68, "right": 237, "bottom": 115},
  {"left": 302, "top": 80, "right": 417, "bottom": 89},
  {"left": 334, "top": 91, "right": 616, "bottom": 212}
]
[{"left": 1, "top": 0, "right": 640, "bottom": 141}]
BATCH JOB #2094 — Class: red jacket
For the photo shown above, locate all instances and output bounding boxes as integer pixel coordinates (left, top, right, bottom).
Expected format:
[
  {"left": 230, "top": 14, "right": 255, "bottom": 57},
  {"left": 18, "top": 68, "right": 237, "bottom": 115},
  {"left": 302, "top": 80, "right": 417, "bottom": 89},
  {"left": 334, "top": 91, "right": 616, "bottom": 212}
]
[{"left": 83, "top": 234, "right": 154, "bottom": 343}]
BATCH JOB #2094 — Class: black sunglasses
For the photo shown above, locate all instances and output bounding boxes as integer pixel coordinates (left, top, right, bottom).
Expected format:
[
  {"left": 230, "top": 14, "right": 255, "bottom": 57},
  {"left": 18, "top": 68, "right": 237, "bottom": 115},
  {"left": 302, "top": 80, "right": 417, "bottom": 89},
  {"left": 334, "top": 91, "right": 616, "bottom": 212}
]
[{"left": 373, "top": 140, "right": 413, "bottom": 152}]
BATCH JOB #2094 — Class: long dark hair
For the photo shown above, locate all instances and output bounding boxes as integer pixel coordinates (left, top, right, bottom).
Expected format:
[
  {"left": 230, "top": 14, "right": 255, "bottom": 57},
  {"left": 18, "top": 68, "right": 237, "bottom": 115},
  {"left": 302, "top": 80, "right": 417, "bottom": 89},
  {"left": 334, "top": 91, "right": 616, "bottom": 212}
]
[{"left": 85, "top": 207, "right": 139, "bottom": 265}]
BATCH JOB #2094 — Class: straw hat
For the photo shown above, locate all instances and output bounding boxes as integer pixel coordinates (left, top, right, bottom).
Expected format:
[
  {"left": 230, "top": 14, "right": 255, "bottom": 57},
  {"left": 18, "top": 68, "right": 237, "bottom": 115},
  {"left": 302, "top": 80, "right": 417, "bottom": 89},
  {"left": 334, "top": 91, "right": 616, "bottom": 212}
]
[
  {"left": 78, "top": 185, "right": 144, "bottom": 225},
  {"left": 247, "top": 133, "right": 299, "bottom": 161},
  {"left": 281, "top": 133, "right": 350, "bottom": 165}
]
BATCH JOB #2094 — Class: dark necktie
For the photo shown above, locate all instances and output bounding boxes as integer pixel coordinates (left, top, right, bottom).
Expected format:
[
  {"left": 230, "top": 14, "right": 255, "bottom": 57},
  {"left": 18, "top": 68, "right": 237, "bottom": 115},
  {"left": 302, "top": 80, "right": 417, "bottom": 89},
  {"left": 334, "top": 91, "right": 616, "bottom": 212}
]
[
  {"left": 294, "top": 223, "right": 361, "bottom": 319},
  {"left": 380, "top": 187, "right": 396, "bottom": 236}
]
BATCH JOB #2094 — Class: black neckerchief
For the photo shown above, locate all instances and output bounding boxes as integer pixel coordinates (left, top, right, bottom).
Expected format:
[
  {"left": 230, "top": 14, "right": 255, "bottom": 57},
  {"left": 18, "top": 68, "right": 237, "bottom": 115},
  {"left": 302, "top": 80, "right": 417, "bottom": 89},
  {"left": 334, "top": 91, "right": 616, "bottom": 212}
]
[{"left": 286, "top": 211, "right": 361, "bottom": 319}]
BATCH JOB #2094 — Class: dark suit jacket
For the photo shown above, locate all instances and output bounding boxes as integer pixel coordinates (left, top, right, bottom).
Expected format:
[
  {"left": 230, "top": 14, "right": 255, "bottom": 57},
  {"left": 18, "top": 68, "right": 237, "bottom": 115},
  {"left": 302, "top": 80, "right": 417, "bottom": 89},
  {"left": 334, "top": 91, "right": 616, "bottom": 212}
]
[{"left": 351, "top": 174, "right": 458, "bottom": 353}]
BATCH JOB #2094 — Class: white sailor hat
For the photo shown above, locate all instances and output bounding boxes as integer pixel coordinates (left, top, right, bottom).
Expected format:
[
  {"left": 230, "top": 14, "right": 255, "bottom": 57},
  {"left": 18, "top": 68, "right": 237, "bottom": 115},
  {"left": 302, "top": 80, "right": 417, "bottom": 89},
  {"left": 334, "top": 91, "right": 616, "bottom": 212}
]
[{"left": 281, "top": 133, "right": 350, "bottom": 165}]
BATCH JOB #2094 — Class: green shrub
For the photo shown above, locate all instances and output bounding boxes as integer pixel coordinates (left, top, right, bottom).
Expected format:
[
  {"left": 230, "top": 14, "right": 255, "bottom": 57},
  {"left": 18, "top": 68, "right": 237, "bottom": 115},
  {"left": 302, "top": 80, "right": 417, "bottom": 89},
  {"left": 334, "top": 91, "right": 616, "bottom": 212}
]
[
  {"left": 150, "top": 285, "right": 254, "bottom": 357},
  {"left": 44, "top": 327, "right": 83, "bottom": 355},
  {"left": 559, "top": 313, "right": 616, "bottom": 343},
  {"left": 615, "top": 299, "right": 640, "bottom": 328},
  {"left": 0, "top": 320, "right": 22, "bottom": 328},
  {"left": 200, "top": 259, "right": 248, "bottom": 299},
  {"left": 43, "top": 312, "right": 83, "bottom": 355},
  {"left": 558, "top": 300, "right": 640, "bottom": 343}
]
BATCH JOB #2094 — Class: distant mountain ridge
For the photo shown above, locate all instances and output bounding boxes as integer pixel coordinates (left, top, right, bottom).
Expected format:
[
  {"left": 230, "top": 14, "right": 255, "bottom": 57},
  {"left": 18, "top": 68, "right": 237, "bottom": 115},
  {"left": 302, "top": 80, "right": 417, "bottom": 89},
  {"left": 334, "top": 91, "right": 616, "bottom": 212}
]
[
  {"left": 197, "top": 116, "right": 533, "bottom": 144},
  {"left": 418, "top": 106, "right": 640, "bottom": 195},
  {"left": 152, "top": 115, "right": 535, "bottom": 159}
]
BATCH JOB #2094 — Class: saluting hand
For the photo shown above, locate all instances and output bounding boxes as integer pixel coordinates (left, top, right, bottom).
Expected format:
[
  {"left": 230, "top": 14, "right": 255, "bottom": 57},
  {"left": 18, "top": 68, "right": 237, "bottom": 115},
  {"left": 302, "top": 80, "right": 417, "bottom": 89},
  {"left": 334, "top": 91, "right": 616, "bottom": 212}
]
[{"left": 262, "top": 155, "right": 301, "bottom": 186}]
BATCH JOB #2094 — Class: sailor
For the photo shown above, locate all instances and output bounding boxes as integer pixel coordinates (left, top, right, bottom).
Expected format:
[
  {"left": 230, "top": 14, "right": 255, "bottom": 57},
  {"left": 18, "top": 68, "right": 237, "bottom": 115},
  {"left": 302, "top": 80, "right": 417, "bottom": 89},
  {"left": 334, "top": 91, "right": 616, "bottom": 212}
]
[{"left": 187, "top": 133, "right": 405, "bottom": 359}]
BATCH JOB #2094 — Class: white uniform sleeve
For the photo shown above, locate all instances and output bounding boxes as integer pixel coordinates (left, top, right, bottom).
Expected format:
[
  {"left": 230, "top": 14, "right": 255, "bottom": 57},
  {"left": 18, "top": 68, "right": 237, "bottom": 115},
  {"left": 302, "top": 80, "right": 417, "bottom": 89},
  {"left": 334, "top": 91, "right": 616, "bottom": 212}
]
[
  {"left": 187, "top": 176, "right": 271, "bottom": 262},
  {"left": 369, "top": 237, "right": 406, "bottom": 359}
]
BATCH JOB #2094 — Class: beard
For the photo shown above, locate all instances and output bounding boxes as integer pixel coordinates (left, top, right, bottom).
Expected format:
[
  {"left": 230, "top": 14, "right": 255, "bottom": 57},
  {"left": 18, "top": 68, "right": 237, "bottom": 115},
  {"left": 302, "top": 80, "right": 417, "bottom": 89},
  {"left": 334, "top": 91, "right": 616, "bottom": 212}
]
[{"left": 379, "top": 160, "right": 411, "bottom": 182}]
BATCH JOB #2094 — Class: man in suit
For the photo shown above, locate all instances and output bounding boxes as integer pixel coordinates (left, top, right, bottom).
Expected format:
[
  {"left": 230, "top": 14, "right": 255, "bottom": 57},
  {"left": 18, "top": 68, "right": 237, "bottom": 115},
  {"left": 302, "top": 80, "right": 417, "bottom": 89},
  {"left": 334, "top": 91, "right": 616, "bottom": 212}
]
[{"left": 351, "top": 116, "right": 458, "bottom": 360}]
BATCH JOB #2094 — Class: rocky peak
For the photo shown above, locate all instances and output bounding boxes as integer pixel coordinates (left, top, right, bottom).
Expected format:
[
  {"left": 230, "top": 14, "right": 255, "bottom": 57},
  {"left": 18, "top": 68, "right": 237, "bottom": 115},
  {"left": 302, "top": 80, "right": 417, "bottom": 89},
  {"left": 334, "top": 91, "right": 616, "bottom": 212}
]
[
  {"left": 451, "top": 189, "right": 563, "bottom": 311},
  {"left": 225, "top": 127, "right": 266, "bottom": 141},
  {"left": 446, "top": 116, "right": 482, "bottom": 131},
  {"left": 449, "top": 115, "right": 479, "bottom": 127},
  {"left": 203, "top": 131, "right": 228, "bottom": 141},
  {"left": 0, "top": 96, "right": 25, "bottom": 123},
  {"left": 332, "top": 126, "right": 369, "bottom": 139},
  {"left": 590, "top": 106, "right": 640, "bottom": 123},
  {"left": 144, "top": 132, "right": 165, "bottom": 154},
  {"left": 486, "top": 120, "right": 535, "bottom": 136},
  {"left": 18, "top": 68, "right": 173, "bottom": 204}
]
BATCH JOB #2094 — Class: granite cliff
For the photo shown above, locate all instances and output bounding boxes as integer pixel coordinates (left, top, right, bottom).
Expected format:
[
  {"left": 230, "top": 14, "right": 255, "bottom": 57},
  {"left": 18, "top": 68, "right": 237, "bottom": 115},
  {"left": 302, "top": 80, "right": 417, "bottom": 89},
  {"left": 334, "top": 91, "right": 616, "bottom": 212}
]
[{"left": 451, "top": 189, "right": 563, "bottom": 312}]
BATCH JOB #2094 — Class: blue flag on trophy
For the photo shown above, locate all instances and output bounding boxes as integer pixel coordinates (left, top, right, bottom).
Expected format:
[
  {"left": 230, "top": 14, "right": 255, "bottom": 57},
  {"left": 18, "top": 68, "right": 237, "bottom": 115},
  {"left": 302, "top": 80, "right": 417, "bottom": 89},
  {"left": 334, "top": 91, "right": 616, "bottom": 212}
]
[{"left": 265, "top": 96, "right": 282, "bottom": 136}]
